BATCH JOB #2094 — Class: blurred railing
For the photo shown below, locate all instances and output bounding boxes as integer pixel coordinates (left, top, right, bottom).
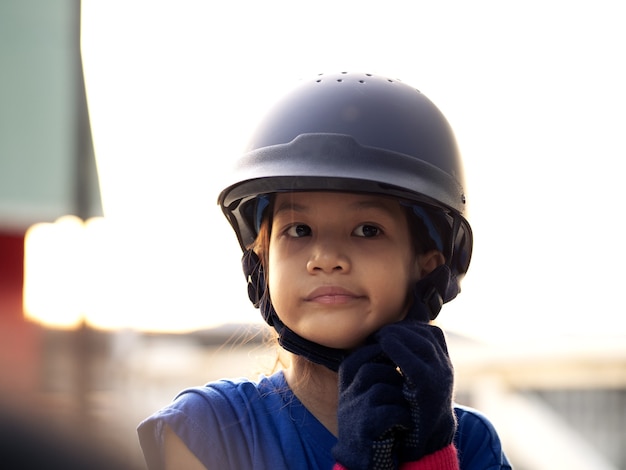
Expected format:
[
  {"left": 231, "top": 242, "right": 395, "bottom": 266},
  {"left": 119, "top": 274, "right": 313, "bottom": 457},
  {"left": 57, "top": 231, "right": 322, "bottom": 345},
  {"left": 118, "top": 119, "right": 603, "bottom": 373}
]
[{"left": 1, "top": 324, "right": 624, "bottom": 469}]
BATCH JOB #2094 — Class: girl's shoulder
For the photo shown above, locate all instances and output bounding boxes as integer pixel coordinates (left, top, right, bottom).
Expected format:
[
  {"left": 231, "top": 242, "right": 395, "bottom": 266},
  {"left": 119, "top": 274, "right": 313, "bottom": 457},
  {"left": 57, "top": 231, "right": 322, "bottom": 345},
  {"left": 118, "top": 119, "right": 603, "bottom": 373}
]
[
  {"left": 138, "top": 371, "right": 336, "bottom": 469},
  {"left": 138, "top": 371, "right": 289, "bottom": 441}
]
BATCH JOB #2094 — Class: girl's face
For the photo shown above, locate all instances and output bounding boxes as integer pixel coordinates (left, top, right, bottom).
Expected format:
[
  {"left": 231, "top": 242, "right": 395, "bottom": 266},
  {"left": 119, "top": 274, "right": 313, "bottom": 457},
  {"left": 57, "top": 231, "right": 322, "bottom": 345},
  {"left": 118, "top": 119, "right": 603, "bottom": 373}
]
[{"left": 267, "top": 191, "right": 440, "bottom": 350}]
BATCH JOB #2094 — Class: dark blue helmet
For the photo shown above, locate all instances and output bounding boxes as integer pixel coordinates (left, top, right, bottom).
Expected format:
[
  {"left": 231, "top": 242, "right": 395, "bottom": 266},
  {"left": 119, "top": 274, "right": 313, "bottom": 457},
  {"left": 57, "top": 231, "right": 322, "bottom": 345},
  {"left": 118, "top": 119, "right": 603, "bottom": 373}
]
[{"left": 219, "top": 71, "right": 472, "bottom": 281}]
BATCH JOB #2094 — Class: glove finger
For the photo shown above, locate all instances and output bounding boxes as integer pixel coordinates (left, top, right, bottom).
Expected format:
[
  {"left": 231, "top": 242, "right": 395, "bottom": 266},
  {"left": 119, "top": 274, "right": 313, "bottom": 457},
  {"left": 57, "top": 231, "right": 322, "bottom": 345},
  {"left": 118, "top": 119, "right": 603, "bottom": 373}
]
[
  {"left": 376, "top": 324, "right": 451, "bottom": 380},
  {"left": 339, "top": 343, "right": 388, "bottom": 382},
  {"left": 340, "top": 360, "right": 404, "bottom": 396}
]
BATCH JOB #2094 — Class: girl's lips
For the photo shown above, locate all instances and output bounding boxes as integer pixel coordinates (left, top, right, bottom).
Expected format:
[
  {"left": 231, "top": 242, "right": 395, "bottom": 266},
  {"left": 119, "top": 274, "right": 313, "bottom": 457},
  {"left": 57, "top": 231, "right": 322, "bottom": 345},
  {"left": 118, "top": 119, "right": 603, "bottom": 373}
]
[{"left": 304, "top": 286, "right": 363, "bottom": 304}]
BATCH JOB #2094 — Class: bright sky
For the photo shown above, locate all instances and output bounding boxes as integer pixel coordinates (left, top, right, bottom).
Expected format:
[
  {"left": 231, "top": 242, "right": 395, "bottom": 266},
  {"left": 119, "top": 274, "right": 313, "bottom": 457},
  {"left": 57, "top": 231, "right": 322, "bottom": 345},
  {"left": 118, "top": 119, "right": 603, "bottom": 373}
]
[{"left": 60, "top": 0, "right": 626, "bottom": 344}]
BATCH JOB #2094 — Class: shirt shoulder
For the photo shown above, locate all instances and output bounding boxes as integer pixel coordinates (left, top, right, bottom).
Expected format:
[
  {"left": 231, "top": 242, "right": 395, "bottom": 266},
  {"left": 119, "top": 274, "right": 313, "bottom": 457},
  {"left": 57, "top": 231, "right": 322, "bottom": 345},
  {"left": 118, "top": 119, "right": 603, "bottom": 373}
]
[
  {"left": 454, "top": 404, "right": 512, "bottom": 470},
  {"left": 138, "top": 372, "right": 335, "bottom": 470},
  {"left": 138, "top": 375, "right": 278, "bottom": 469}
]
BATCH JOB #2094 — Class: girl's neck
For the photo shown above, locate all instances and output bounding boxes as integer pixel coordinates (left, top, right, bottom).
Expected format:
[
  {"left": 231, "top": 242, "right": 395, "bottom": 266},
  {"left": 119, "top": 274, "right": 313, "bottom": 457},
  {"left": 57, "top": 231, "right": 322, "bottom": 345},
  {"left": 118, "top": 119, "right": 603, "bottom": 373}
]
[{"left": 284, "top": 355, "right": 339, "bottom": 436}]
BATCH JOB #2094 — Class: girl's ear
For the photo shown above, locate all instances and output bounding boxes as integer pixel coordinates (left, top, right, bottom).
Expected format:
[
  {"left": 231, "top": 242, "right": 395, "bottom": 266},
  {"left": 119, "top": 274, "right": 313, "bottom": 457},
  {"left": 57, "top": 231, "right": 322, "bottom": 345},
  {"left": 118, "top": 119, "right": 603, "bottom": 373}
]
[{"left": 418, "top": 249, "right": 446, "bottom": 278}]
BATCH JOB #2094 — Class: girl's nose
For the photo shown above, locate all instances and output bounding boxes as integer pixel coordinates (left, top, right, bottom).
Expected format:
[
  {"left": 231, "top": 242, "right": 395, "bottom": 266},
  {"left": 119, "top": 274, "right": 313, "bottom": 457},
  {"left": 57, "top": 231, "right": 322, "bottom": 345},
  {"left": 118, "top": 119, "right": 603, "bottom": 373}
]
[{"left": 306, "top": 238, "right": 351, "bottom": 274}]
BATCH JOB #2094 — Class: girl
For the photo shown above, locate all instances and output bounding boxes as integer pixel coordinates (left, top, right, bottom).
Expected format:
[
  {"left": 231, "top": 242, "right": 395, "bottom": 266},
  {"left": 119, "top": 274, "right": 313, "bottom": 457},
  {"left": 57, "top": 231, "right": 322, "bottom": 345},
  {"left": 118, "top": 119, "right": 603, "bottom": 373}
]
[{"left": 138, "top": 72, "right": 511, "bottom": 469}]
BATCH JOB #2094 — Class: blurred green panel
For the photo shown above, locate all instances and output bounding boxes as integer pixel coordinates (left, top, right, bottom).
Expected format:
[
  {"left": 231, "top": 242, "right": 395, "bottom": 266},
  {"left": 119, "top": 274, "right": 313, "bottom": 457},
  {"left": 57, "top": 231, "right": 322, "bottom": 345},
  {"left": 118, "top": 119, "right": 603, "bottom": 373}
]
[{"left": 0, "top": 0, "right": 102, "bottom": 231}]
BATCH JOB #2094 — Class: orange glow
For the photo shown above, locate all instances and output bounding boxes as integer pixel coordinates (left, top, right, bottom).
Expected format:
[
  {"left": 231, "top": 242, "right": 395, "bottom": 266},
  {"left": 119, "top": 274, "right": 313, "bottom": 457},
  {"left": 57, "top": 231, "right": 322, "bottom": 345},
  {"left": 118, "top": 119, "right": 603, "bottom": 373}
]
[
  {"left": 23, "top": 216, "right": 92, "bottom": 328},
  {"left": 22, "top": 215, "right": 252, "bottom": 333}
]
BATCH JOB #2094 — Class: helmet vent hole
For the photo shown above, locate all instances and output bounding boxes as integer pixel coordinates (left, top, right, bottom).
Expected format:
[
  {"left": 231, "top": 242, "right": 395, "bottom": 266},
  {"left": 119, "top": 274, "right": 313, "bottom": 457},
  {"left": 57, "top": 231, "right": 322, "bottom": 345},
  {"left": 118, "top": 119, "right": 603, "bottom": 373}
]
[{"left": 337, "top": 79, "right": 343, "bottom": 82}]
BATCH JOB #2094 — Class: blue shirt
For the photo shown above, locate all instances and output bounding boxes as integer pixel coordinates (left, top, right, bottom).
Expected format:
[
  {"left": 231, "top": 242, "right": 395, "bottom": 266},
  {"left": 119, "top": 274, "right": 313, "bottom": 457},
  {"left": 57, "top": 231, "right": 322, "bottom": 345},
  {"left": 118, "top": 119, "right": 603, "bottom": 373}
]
[{"left": 138, "top": 371, "right": 511, "bottom": 469}]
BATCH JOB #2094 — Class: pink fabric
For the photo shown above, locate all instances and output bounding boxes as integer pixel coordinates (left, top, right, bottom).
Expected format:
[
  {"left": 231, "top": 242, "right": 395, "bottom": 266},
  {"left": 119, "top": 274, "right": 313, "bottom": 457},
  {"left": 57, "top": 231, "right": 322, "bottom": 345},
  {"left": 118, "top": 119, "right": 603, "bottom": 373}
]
[
  {"left": 400, "top": 445, "right": 459, "bottom": 470},
  {"left": 333, "top": 444, "right": 459, "bottom": 470}
]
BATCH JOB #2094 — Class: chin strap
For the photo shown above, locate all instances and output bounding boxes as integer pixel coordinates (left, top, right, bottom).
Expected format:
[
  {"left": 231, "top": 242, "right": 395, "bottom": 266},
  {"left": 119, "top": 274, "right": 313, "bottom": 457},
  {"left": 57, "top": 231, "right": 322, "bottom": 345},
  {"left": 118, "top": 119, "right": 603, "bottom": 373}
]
[
  {"left": 275, "top": 317, "right": 349, "bottom": 371},
  {"left": 241, "top": 249, "right": 459, "bottom": 371},
  {"left": 406, "top": 264, "right": 460, "bottom": 323}
]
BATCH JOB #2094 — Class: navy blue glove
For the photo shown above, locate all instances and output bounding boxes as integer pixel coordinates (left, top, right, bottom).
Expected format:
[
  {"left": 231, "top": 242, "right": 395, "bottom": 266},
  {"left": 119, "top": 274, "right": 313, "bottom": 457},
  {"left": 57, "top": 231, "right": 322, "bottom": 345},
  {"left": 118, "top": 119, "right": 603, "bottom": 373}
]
[
  {"left": 374, "top": 322, "right": 456, "bottom": 463},
  {"left": 332, "top": 342, "right": 412, "bottom": 470}
]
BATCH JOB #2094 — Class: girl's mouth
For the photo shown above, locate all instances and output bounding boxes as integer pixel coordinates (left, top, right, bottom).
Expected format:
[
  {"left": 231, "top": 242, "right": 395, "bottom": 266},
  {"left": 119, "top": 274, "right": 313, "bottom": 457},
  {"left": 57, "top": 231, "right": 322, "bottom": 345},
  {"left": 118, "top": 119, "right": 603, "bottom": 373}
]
[{"left": 305, "top": 286, "right": 363, "bottom": 304}]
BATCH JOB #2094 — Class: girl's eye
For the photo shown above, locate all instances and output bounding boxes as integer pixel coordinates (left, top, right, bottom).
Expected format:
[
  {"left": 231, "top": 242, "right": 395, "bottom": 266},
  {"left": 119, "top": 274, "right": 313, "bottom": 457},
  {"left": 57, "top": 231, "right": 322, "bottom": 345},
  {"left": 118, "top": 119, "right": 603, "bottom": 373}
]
[
  {"left": 353, "top": 224, "right": 381, "bottom": 238},
  {"left": 286, "top": 224, "right": 312, "bottom": 238}
]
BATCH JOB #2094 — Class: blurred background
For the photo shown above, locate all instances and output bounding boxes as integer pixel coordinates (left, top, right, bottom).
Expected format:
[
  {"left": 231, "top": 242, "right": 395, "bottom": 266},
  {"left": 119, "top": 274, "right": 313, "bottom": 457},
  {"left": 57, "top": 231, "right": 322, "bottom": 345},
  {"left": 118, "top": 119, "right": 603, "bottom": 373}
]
[{"left": 1, "top": 0, "right": 625, "bottom": 468}]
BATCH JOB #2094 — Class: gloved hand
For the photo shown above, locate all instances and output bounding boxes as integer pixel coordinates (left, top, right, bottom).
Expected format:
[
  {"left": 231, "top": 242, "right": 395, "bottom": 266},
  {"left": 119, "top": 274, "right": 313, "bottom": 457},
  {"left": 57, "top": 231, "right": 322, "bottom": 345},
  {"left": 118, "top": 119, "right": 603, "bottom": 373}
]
[
  {"left": 374, "top": 321, "right": 456, "bottom": 463},
  {"left": 332, "top": 342, "right": 412, "bottom": 470}
]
